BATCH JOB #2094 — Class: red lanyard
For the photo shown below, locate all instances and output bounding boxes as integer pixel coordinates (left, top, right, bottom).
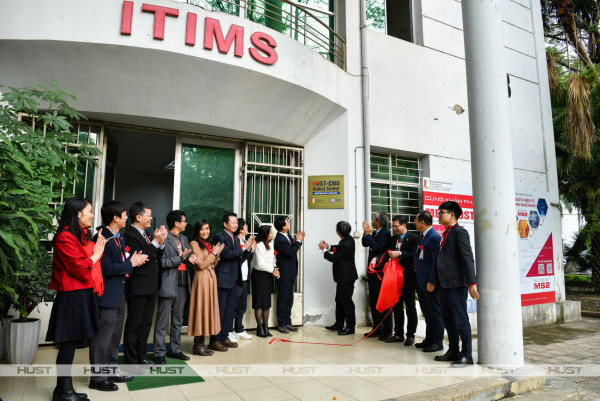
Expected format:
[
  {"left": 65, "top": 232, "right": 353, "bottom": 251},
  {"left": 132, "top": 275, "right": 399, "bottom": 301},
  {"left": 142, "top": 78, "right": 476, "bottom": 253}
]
[{"left": 108, "top": 228, "right": 126, "bottom": 261}]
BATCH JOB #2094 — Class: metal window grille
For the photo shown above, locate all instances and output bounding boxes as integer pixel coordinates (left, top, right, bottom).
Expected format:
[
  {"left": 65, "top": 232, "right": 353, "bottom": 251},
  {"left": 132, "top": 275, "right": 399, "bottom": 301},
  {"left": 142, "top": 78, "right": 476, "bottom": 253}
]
[
  {"left": 370, "top": 153, "right": 421, "bottom": 231},
  {"left": 17, "top": 113, "right": 103, "bottom": 208},
  {"left": 242, "top": 142, "right": 303, "bottom": 291}
]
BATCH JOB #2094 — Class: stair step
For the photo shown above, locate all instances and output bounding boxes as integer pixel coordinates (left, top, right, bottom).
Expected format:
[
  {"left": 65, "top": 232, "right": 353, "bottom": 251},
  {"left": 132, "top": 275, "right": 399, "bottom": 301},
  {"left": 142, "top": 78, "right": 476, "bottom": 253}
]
[{"left": 393, "top": 376, "right": 546, "bottom": 401}]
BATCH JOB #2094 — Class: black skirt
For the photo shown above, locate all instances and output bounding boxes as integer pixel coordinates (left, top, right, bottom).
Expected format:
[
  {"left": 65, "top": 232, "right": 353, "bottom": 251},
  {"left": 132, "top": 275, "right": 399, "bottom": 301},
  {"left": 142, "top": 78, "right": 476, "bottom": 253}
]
[
  {"left": 46, "top": 288, "right": 99, "bottom": 344},
  {"left": 251, "top": 269, "right": 272, "bottom": 309}
]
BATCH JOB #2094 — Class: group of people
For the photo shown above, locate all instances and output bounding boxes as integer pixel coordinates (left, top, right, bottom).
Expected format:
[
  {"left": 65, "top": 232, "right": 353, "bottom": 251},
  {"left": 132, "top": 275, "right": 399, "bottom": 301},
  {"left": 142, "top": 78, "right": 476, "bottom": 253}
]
[
  {"left": 45, "top": 195, "right": 479, "bottom": 401},
  {"left": 45, "top": 197, "right": 305, "bottom": 401},
  {"left": 357, "top": 202, "right": 479, "bottom": 368}
]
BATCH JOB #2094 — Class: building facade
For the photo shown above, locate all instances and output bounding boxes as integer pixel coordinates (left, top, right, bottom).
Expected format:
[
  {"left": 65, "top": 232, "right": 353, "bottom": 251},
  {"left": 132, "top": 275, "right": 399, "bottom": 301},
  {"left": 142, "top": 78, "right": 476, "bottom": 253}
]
[{"left": 0, "top": 0, "right": 574, "bottom": 337}]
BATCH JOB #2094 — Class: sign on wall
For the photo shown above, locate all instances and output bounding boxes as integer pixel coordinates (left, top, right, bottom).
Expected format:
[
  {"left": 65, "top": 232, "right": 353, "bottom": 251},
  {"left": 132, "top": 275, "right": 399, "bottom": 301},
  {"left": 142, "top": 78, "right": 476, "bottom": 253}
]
[
  {"left": 422, "top": 178, "right": 555, "bottom": 307},
  {"left": 308, "top": 175, "right": 344, "bottom": 209},
  {"left": 515, "top": 191, "right": 555, "bottom": 306}
]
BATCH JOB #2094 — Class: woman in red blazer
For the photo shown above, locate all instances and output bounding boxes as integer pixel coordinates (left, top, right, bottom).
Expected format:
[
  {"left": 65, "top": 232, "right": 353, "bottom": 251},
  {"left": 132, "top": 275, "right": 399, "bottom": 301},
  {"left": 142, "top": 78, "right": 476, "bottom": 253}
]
[{"left": 46, "top": 197, "right": 106, "bottom": 401}]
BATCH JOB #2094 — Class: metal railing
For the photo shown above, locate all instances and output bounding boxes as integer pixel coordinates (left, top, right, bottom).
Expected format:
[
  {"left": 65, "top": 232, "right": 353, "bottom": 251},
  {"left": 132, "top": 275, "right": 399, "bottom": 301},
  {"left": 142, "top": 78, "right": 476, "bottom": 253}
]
[{"left": 185, "top": 0, "right": 346, "bottom": 69}]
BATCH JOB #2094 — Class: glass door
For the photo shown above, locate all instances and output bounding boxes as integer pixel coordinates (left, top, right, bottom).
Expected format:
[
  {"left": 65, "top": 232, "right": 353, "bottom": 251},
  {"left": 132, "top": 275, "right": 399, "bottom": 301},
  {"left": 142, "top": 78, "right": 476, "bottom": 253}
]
[{"left": 178, "top": 143, "right": 236, "bottom": 239}]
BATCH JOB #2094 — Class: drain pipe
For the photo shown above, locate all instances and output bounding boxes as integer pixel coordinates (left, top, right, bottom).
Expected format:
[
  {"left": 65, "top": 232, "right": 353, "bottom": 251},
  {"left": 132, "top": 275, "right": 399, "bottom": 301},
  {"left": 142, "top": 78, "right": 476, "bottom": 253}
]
[{"left": 359, "top": 0, "right": 371, "bottom": 226}]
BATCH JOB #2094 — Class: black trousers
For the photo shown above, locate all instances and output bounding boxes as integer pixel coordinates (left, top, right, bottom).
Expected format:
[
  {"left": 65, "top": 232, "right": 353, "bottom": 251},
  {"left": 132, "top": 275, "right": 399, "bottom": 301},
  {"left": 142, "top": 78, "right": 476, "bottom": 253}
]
[
  {"left": 368, "top": 272, "right": 392, "bottom": 337},
  {"left": 233, "top": 280, "right": 249, "bottom": 333},
  {"left": 211, "top": 286, "right": 236, "bottom": 343},
  {"left": 123, "top": 293, "right": 155, "bottom": 364},
  {"left": 416, "top": 285, "right": 444, "bottom": 346},
  {"left": 334, "top": 282, "right": 356, "bottom": 329},
  {"left": 276, "top": 279, "right": 295, "bottom": 327},
  {"left": 391, "top": 274, "right": 418, "bottom": 338},
  {"left": 89, "top": 296, "right": 126, "bottom": 382},
  {"left": 440, "top": 286, "right": 472, "bottom": 358}
]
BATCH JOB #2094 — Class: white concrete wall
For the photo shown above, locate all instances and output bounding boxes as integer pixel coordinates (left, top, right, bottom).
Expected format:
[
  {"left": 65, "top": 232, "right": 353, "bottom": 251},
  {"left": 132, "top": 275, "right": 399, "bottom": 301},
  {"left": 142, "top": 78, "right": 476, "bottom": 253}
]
[
  {"left": 0, "top": 0, "right": 563, "bottom": 326},
  {"left": 364, "top": 0, "right": 563, "bottom": 310},
  {"left": 0, "top": 0, "right": 348, "bottom": 146}
]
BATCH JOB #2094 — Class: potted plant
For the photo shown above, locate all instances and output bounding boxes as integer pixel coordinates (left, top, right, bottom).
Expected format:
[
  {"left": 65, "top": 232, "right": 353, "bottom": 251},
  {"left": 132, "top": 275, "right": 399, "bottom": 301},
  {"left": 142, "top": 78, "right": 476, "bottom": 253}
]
[
  {"left": 6, "top": 250, "right": 55, "bottom": 364},
  {"left": 0, "top": 275, "right": 18, "bottom": 361},
  {"left": 0, "top": 82, "right": 97, "bottom": 363}
]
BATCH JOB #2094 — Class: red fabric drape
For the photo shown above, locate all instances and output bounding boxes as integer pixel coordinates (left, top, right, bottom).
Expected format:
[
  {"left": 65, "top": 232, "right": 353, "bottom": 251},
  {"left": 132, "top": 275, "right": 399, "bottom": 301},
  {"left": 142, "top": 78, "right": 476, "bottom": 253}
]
[{"left": 376, "top": 258, "right": 404, "bottom": 312}]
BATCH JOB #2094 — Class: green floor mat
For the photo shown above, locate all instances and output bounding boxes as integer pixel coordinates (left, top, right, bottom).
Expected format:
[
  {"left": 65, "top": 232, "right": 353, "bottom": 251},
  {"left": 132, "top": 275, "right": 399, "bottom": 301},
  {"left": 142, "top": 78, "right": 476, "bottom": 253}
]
[{"left": 117, "top": 353, "right": 204, "bottom": 391}]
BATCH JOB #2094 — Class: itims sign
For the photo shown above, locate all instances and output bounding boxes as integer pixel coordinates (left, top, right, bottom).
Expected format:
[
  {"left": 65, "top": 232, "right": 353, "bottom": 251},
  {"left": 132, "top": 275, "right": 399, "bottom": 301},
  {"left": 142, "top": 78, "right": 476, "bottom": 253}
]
[{"left": 120, "top": 1, "right": 278, "bottom": 65}]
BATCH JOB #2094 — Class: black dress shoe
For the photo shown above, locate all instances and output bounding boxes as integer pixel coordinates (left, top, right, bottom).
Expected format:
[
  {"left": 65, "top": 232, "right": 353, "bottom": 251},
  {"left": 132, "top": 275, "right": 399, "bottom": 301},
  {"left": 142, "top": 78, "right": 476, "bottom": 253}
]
[
  {"left": 415, "top": 341, "right": 431, "bottom": 348},
  {"left": 140, "top": 359, "right": 151, "bottom": 365},
  {"left": 364, "top": 330, "right": 379, "bottom": 338},
  {"left": 286, "top": 324, "right": 298, "bottom": 332},
  {"left": 423, "top": 344, "right": 444, "bottom": 353},
  {"left": 325, "top": 325, "right": 338, "bottom": 332},
  {"left": 168, "top": 351, "right": 190, "bottom": 361},
  {"left": 154, "top": 355, "right": 166, "bottom": 365},
  {"left": 337, "top": 328, "right": 355, "bottom": 335},
  {"left": 89, "top": 379, "right": 118, "bottom": 391},
  {"left": 434, "top": 352, "right": 460, "bottom": 362},
  {"left": 404, "top": 337, "right": 415, "bottom": 346},
  {"left": 277, "top": 326, "right": 289, "bottom": 334},
  {"left": 384, "top": 335, "right": 404, "bottom": 343},
  {"left": 109, "top": 375, "right": 134, "bottom": 383},
  {"left": 451, "top": 356, "right": 474, "bottom": 368}
]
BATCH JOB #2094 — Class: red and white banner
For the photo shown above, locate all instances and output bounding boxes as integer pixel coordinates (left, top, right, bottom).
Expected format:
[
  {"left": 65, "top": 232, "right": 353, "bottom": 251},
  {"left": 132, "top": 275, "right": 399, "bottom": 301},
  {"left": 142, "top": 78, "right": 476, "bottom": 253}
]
[{"left": 422, "top": 178, "right": 555, "bottom": 307}]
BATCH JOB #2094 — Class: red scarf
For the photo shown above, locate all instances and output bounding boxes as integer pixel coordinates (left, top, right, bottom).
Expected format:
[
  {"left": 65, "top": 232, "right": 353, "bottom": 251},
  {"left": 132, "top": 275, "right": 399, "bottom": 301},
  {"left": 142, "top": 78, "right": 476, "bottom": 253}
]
[{"left": 200, "top": 239, "right": 212, "bottom": 254}]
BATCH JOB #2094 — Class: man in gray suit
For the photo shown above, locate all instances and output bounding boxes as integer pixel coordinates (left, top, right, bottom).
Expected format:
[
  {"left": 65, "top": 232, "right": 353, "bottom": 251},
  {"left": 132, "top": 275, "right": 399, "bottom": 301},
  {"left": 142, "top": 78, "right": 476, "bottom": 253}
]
[{"left": 153, "top": 210, "right": 198, "bottom": 364}]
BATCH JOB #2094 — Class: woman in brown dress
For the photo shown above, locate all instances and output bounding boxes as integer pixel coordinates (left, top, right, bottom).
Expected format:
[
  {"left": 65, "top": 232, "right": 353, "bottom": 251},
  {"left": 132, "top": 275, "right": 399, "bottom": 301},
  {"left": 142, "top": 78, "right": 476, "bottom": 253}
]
[{"left": 188, "top": 220, "right": 224, "bottom": 356}]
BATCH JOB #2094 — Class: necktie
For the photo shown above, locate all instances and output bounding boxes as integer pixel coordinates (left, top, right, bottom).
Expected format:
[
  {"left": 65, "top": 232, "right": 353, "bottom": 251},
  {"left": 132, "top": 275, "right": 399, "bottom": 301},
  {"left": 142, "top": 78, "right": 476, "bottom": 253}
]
[
  {"left": 287, "top": 234, "right": 293, "bottom": 243},
  {"left": 143, "top": 231, "right": 151, "bottom": 245}
]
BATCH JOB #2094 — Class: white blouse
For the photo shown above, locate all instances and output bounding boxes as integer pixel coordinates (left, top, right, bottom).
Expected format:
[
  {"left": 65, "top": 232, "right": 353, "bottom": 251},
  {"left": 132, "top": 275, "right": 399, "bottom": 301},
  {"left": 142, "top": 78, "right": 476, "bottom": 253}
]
[{"left": 252, "top": 241, "right": 276, "bottom": 273}]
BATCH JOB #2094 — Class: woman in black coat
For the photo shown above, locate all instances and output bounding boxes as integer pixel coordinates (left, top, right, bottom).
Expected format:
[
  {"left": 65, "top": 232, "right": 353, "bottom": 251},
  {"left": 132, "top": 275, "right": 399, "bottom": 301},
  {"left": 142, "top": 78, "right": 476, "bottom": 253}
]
[{"left": 318, "top": 221, "right": 358, "bottom": 335}]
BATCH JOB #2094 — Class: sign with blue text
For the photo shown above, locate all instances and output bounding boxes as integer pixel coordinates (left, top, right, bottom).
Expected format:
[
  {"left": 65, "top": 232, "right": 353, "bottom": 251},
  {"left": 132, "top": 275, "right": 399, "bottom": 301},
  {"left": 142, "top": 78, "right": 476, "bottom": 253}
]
[{"left": 308, "top": 175, "right": 344, "bottom": 209}]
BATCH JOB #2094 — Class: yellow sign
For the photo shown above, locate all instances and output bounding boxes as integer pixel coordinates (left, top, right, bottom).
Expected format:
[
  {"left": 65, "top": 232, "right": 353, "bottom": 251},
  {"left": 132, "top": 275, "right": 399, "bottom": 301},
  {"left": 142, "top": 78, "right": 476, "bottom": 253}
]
[{"left": 308, "top": 175, "right": 344, "bottom": 209}]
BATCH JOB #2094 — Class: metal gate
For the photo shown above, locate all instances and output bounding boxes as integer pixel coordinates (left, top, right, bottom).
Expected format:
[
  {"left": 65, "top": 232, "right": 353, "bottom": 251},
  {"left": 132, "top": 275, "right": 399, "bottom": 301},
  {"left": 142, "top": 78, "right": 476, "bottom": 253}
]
[{"left": 241, "top": 142, "right": 304, "bottom": 291}]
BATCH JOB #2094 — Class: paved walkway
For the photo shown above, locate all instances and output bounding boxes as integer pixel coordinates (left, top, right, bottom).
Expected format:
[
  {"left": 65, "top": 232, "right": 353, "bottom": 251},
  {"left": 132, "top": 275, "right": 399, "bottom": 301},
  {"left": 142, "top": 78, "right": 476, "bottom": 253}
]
[
  {"left": 523, "top": 317, "right": 600, "bottom": 399},
  {"left": 1, "top": 318, "right": 600, "bottom": 401}
]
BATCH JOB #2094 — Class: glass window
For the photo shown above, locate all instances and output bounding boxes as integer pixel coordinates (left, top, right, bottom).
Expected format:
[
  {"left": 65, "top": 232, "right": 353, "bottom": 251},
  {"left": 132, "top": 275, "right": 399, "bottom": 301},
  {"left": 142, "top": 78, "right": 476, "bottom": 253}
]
[{"left": 370, "top": 153, "right": 420, "bottom": 231}]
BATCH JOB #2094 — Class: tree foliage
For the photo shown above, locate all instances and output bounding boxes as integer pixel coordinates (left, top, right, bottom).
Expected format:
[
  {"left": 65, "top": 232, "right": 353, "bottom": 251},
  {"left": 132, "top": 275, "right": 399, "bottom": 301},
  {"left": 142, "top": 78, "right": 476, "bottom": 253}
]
[
  {"left": 543, "top": 0, "right": 600, "bottom": 291},
  {"left": 0, "top": 80, "right": 98, "bottom": 319}
]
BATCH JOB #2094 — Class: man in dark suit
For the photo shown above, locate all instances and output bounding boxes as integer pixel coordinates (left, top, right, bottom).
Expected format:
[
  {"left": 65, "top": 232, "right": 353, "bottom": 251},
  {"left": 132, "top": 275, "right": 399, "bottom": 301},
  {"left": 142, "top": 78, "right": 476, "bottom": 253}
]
[
  {"left": 433, "top": 201, "right": 479, "bottom": 367},
  {"left": 209, "top": 212, "right": 253, "bottom": 351},
  {"left": 362, "top": 211, "right": 392, "bottom": 340},
  {"left": 384, "top": 215, "right": 419, "bottom": 346},
  {"left": 320, "top": 221, "right": 358, "bottom": 335},
  {"left": 153, "top": 210, "right": 199, "bottom": 364},
  {"left": 123, "top": 201, "right": 167, "bottom": 365},
  {"left": 413, "top": 210, "right": 444, "bottom": 353},
  {"left": 89, "top": 201, "right": 148, "bottom": 390},
  {"left": 274, "top": 216, "right": 304, "bottom": 334}
]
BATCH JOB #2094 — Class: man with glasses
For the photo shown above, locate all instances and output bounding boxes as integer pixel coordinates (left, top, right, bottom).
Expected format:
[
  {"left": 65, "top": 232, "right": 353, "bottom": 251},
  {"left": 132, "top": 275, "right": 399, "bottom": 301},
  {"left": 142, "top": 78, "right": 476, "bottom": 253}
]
[
  {"left": 434, "top": 201, "right": 479, "bottom": 367},
  {"left": 362, "top": 211, "right": 392, "bottom": 340},
  {"left": 153, "top": 210, "right": 199, "bottom": 364},
  {"left": 384, "top": 215, "right": 419, "bottom": 346}
]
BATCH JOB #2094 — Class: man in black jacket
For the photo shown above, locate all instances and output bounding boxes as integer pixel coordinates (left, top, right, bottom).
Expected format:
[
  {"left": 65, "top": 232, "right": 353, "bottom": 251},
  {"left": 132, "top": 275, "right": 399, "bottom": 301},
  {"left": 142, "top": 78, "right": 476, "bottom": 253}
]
[
  {"left": 209, "top": 212, "right": 253, "bottom": 351},
  {"left": 273, "top": 216, "right": 304, "bottom": 334},
  {"left": 320, "top": 221, "right": 358, "bottom": 335},
  {"left": 362, "top": 211, "right": 392, "bottom": 340},
  {"left": 433, "top": 201, "right": 479, "bottom": 367},
  {"left": 90, "top": 201, "right": 147, "bottom": 390},
  {"left": 384, "top": 215, "right": 419, "bottom": 346},
  {"left": 123, "top": 201, "right": 167, "bottom": 365}
]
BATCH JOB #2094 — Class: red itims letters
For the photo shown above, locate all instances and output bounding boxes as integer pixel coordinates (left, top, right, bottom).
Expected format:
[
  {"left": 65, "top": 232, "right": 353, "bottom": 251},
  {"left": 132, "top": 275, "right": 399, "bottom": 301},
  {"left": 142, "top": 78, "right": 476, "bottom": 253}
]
[{"left": 141, "top": 3, "right": 179, "bottom": 40}]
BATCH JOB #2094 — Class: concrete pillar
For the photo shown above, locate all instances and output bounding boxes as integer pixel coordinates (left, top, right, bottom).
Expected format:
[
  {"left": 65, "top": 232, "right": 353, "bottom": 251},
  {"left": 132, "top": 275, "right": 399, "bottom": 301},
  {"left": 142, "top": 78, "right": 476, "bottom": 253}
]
[{"left": 461, "top": 1, "right": 524, "bottom": 365}]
